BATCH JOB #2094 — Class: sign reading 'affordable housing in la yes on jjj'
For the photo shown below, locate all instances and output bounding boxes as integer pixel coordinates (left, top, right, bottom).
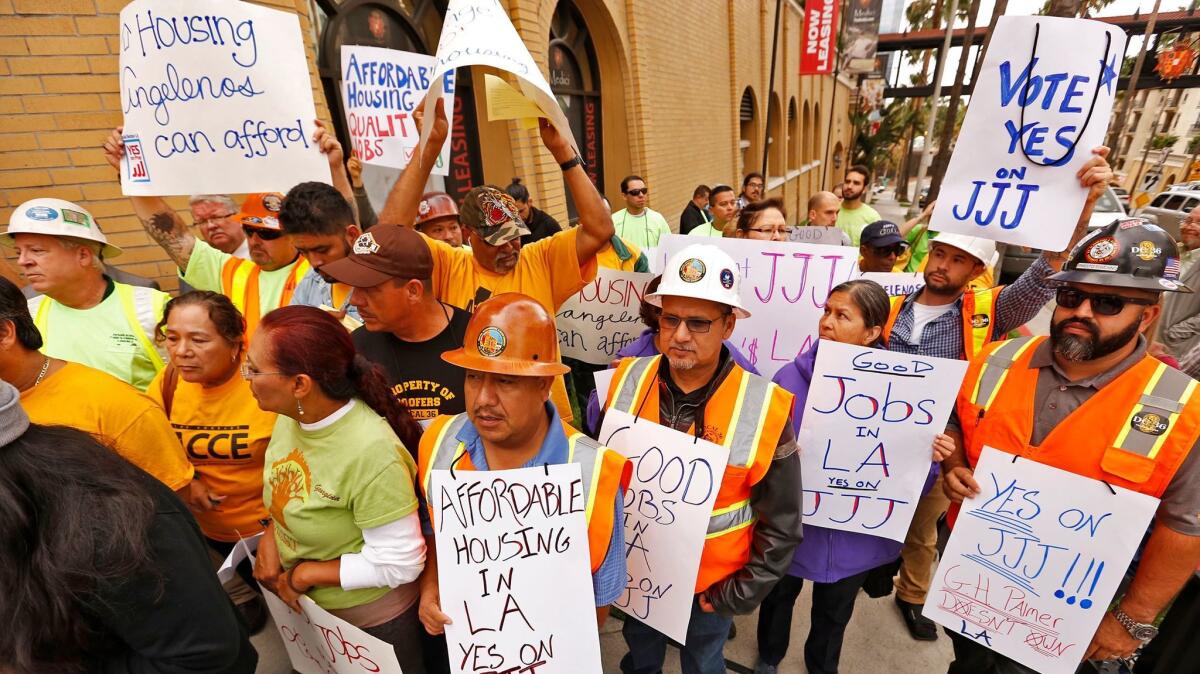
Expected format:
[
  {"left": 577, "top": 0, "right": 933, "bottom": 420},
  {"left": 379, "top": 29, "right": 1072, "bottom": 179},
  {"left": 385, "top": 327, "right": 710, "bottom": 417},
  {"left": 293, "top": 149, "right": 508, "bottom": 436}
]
[
  {"left": 598, "top": 409, "right": 729, "bottom": 643},
  {"left": 930, "top": 16, "right": 1126, "bottom": 251},
  {"left": 340, "top": 46, "right": 454, "bottom": 174},
  {"left": 797, "top": 341, "right": 968, "bottom": 543},
  {"left": 556, "top": 269, "right": 656, "bottom": 365},
  {"left": 117, "top": 0, "right": 332, "bottom": 196},
  {"left": 430, "top": 465, "right": 602, "bottom": 674},
  {"left": 924, "top": 447, "right": 1160, "bottom": 674}
]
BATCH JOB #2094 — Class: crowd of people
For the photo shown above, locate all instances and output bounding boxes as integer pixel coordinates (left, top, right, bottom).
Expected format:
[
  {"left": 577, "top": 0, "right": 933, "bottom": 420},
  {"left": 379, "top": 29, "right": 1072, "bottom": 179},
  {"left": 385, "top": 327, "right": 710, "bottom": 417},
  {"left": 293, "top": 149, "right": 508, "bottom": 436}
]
[{"left": 2, "top": 89, "right": 1199, "bottom": 674}]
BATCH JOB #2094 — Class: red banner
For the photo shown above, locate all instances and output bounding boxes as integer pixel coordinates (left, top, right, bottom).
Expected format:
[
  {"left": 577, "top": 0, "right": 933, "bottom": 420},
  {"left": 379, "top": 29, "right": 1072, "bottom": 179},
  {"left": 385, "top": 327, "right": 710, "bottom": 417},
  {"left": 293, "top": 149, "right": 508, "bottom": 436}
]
[{"left": 801, "top": 0, "right": 839, "bottom": 75}]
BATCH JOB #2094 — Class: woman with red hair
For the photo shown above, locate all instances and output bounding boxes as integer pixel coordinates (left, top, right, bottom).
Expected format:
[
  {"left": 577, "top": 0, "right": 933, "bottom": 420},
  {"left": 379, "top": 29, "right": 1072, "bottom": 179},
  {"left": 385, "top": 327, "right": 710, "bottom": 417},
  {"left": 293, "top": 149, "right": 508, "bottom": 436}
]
[{"left": 248, "top": 306, "right": 427, "bottom": 673}]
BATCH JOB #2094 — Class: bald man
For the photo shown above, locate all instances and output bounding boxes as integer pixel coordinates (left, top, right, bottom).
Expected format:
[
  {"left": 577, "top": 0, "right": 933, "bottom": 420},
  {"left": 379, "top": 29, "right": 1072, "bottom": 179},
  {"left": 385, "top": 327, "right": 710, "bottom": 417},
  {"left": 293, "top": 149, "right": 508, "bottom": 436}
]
[{"left": 791, "top": 191, "right": 852, "bottom": 245}]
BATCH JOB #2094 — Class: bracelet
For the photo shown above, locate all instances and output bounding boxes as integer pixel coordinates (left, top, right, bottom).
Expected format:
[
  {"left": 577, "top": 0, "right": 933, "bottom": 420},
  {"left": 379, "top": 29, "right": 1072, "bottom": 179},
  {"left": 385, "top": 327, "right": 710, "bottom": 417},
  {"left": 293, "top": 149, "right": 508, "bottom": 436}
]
[
  {"left": 559, "top": 155, "right": 586, "bottom": 172},
  {"left": 286, "top": 563, "right": 306, "bottom": 594}
]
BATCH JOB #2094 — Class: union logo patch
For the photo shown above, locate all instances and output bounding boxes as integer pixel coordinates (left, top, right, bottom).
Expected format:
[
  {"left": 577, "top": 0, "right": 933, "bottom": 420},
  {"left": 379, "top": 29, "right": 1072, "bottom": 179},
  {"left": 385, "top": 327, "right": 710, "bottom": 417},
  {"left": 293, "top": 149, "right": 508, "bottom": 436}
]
[
  {"left": 679, "top": 258, "right": 706, "bottom": 283},
  {"left": 1131, "top": 410, "right": 1169, "bottom": 436},
  {"left": 971, "top": 313, "right": 991, "bottom": 329},
  {"left": 477, "top": 326, "right": 507, "bottom": 357}
]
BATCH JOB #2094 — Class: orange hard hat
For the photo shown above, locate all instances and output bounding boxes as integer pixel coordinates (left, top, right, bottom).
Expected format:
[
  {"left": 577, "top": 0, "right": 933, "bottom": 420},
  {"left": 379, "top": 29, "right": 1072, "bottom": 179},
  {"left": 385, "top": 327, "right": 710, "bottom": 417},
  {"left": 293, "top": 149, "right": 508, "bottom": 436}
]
[
  {"left": 442, "top": 293, "right": 569, "bottom": 376},
  {"left": 415, "top": 191, "right": 459, "bottom": 228},
  {"left": 235, "top": 193, "right": 285, "bottom": 231}
]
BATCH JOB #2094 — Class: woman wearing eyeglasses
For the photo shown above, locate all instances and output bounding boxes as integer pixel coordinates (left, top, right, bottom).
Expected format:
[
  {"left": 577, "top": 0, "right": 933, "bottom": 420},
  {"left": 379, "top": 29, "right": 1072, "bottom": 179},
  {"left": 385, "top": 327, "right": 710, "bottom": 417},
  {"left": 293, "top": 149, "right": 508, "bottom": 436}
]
[
  {"left": 147, "top": 291, "right": 275, "bottom": 633},
  {"left": 731, "top": 198, "right": 794, "bottom": 242},
  {"left": 754, "top": 279, "right": 954, "bottom": 674},
  {"left": 248, "top": 306, "right": 428, "bottom": 674}
]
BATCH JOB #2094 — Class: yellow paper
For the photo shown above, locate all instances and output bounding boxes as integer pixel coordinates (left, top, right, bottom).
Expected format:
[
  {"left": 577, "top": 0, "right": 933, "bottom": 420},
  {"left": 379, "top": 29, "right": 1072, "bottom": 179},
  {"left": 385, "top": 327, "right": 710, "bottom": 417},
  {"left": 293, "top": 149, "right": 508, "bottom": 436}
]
[{"left": 484, "top": 73, "right": 543, "bottom": 126}]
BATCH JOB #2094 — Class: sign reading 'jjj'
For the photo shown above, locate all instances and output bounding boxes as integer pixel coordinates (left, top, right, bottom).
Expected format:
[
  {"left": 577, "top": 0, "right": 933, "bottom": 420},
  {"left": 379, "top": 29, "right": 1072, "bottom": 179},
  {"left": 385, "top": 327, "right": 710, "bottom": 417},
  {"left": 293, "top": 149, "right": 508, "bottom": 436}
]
[
  {"left": 118, "top": 0, "right": 331, "bottom": 195},
  {"left": 924, "top": 447, "right": 1159, "bottom": 674},
  {"left": 556, "top": 269, "right": 656, "bottom": 365},
  {"left": 931, "top": 16, "right": 1126, "bottom": 251},
  {"left": 797, "top": 341, "right": 967, "bottom": 542}
]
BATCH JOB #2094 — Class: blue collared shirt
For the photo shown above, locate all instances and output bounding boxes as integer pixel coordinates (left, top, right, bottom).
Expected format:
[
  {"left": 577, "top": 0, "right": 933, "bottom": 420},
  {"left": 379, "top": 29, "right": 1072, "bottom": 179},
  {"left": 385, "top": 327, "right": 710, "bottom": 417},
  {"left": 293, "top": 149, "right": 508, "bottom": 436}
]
[
  {"left": 453, "top": 403, "right": 626, "bottom": 607},
  {"left": 290, "top": 269, "right": 363, "bottom": 321}
]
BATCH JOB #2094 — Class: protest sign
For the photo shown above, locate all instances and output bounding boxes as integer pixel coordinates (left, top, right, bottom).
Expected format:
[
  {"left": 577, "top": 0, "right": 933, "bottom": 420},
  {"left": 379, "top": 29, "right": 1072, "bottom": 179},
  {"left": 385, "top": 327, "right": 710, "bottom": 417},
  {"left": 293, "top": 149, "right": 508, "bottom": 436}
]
[
  {"left": 924, "top": 446, "right": 1159, "bottom": 674},
  {"left": 118, "top": 0, "right": 331, "bottom": 195},
  {"left": 800, "top": 0, "right": 839, "bottom": 75},
  {"left": 340, "top": 46, "right": 453, "bottom": 173},
  {"left": 657, "top": 234, "right": 859, "bottom": 380},
  {"left": 419, "top": 0, "right": 578, "bottom": 157},
  {"left": 556, "top": 269, "right": 655, "bottom": 365},
  {"left": 430, "top": 465, "right": 602, "bottom": 674},
  {"left": 260, "top": 591, "right": 406, "bottom": 674},
  {"left": 930, "top": 17, "right": 1126, "bottom": 251},
  {"left": 789, "top": 225, "right": 850, "bottom": 246},
  {"left": 797, "top": 341, "right": 967, "bottom": 542},
  {"left": 216, "top": 532, "right": 261, "bottom": 584},
  {"left": 855, "top": 271, "right": 925, "bottom": 296},
  {"left": 598, "top": 410, "right": 729, "bottom": 642},
  {"left": 593, "top": 368, "right": 616, "bottom": 410}
]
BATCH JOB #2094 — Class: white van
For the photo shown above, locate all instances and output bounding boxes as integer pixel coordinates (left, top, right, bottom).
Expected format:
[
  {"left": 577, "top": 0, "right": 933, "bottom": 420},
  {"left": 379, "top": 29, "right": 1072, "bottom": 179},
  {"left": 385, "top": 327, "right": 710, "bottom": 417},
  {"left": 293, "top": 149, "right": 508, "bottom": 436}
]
[{"left": 1136, "top": 190, "right": 1200, "bottom": 241}]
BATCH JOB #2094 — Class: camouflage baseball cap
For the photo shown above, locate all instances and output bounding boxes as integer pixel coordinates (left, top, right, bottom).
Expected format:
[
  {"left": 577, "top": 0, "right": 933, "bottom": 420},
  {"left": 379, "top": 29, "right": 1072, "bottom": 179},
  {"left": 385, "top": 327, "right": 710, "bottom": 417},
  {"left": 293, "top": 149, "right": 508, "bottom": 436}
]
[{"left": 459, "top": 186, "right": 530, "bottom": 246}]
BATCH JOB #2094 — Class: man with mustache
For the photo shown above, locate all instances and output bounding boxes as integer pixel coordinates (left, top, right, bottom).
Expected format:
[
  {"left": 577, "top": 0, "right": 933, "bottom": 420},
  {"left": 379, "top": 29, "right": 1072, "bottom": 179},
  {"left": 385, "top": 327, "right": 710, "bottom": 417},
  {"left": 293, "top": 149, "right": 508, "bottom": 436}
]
[
  {"left": 941, "top": 218, "right": 1200, "bottom": 671},
  {"left": 881, "top": 147, "right": 1115, "bottom": 641}
]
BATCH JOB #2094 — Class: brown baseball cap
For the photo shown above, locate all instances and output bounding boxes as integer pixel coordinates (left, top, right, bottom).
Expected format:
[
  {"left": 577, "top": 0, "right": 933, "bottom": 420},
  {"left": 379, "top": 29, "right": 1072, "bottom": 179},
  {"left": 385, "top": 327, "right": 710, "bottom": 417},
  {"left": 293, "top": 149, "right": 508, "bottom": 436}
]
[
  {"left": 319, "top": 225, "right": 434, "bottom": 288},
  {"left": 459, "top": 186, "right": 530, "bottom": 246}
]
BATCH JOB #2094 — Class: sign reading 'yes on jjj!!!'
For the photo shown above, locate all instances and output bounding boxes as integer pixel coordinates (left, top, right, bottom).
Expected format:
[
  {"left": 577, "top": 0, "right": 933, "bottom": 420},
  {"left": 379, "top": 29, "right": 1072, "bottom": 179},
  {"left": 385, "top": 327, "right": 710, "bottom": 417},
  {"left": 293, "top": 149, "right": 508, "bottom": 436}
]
[
  {"left": 930, "top": 16, "right": 1126, "bottom": 251},
  {"left": 341, "top": 46, "right": 454, "bottom": 174},
  {"left": 118, "top": 0, "right": 332, "bottom": 196}
]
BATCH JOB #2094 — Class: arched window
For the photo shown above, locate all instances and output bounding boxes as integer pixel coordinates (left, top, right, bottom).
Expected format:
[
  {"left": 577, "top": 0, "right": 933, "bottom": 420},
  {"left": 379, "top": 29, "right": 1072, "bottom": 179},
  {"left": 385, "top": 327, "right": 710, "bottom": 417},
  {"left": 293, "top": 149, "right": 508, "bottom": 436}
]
[
  {"left": 740, "top": 87, "right": 760, "bottom": 177},
  {"left": 787, "top": 97, "right": 799, "bottom": 171},
  {"left": 767, "top": 93, "right": 784, "bottom": 177},
  {"left": 550, "top": 1, "right": 603, "bottom": 220},
  {"left": 802, "top": 101, "right": 812, "bottom": 165}
]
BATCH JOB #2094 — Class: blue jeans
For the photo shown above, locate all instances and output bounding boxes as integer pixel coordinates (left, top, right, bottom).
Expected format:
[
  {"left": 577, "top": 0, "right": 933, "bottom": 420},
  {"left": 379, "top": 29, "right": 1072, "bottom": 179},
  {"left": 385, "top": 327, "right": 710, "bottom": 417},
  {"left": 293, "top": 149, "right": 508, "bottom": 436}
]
[{"left": 620, "top": 596, "right": 733, "bottom": 674}]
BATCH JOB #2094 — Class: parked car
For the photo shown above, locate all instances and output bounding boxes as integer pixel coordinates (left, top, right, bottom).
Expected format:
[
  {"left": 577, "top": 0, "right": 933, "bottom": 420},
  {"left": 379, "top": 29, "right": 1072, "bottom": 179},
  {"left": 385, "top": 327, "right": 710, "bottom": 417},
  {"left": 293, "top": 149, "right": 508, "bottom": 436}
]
[
  {"left": 1136, "top": 189, "right": 1199, "bottom": 241},
  {"left": 1111, "top": 186, "right": 1130, "bottom": 208},
  {"left": 999, "top": 186, "right": 1128, "bottom": 283}
]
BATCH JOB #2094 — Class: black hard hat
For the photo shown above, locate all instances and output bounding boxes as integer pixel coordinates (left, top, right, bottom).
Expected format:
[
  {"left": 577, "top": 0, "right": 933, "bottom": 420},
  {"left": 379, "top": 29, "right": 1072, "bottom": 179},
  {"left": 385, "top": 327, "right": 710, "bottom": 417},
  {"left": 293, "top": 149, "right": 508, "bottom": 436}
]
[{"left": 1048, "top": 217, "right": 1192, "bottom": 293}]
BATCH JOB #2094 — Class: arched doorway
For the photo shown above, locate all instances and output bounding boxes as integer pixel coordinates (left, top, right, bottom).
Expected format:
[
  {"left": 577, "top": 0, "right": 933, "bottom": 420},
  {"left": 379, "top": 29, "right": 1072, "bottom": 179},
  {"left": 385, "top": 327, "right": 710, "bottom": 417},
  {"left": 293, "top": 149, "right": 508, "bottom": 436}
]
[{"left": 550, "top": 1, "right": 603, "bottom": 221}]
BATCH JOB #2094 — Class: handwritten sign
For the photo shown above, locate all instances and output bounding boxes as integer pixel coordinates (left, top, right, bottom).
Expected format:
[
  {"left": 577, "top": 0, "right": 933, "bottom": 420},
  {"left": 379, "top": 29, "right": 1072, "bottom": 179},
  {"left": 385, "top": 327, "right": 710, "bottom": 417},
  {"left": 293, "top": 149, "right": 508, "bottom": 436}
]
[
  {"left": 797, "top": 341, "right": 967, "bottom": 542},
  {"left": 419, "top": 0, "right": 577, "bottom": 158},
  {"left": 217, "top": 532, "right": 261, "bottom": 584},
  {"left": 789, "top": 225, "right": 850, "bottom": 246},
  {"left": 340, "top": 46, "right": 453, "bottom": 173},
  {"left": 931, "top": 17, "right": 1126, "bottom": 250},
  {"left": 657, "top": 234, "right": 859, "bottom": 380},
  {"left": 598, "top": 410, "right": 728, "bottom": 642},
  {"left": 556, "top": 268, "right": 655, "bottom": 365},
  {"left": 260, "top": 590, "right": 406, "bottom": 674},
  {"left": 800, "top": 0, "right": 839, "bottom": 75},
  {"left": 855, "top": 271, "right": 925, "bottom": 296},
  {"left": 430, "top": 465, "right": 602, "bottom": 674},
  {"left": 924, "top": 447, "right": 1159, "bottom": 674},
  {"left": 118, "top": 0, "right": 331, "bottom": 195}
]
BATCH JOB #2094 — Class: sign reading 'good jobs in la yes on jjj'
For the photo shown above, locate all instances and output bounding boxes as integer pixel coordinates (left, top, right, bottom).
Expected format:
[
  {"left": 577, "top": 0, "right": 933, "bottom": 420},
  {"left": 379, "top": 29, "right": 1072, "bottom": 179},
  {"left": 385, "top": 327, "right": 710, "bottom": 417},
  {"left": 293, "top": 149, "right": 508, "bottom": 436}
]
[
  {"left": 931, "top": 16, "right": 1126, "bottom": 251},
  {"left": 117, "top": 0, "right": 331, "bottom": 196}
]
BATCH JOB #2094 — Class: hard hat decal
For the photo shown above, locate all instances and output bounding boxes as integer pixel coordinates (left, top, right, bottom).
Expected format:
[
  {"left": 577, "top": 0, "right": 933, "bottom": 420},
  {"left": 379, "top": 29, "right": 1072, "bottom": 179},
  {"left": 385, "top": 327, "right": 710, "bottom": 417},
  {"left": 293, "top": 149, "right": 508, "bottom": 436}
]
[
  {"left": 60, "top": 209, "right": 91, "bottom": 227},
  {"left": 477, "top": 326, "right": 507, "bottom": 358},
  {"left": 1083, "top": 237, "right": 1118, "bottom": 263},
  {"left": 263, "top": 216, "right": 279, "bottom": 228},
  {"left": 720, "top": 268, "right": 735, "bottom": 289},
  {"left": 241, "top": 216, "right": 263, "bottom": 226},
  {"left": 1118, "top": 219, "right": 1148, "bottom": 230},
  {"left": 1133, "top": 241, "right": 1162, "bottom": 261},
  {"left": 352, "top": 232, "right": 380, "bottom": 255},
  {"left": 1160, "top": 279, "right": 1180, "bottom": 290},
  {"left": 24, "top": 206, "right": 57, "bottom": 221},
  {"left": 1076, "top": 262, "right": 1119, "bottom": 272},
  {"left": 418, "top": 200, "right": 431, "bottom": 216},
  {"left": 679, "top": 258, "right": 706, "bottom": 283},
  {"left": 1131, "top": 410, "right": 1169, "bottom": 436},
  {"left": 262, "top": 195, "right": 283, "bottom": 212},
  {"left": 970, "top": 313, "right": 991, "bottom": 329},
  {"left": 1165, "top": 257, "right": 1182, "bottom": 279}
]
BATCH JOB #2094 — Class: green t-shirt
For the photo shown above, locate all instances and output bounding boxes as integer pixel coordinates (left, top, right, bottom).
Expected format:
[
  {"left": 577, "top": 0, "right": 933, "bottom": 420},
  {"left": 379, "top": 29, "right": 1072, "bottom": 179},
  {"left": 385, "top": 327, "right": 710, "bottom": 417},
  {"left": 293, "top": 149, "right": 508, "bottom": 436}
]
[
  {"left": 263, "top": 400, "right": 419, "bottom": 610},
  {"left": 687, "top": 222, "right": 726, "bottom": 238},
  {"left": 836, "top": 204, "right": 882, "bottom": 245},
  {"left": 612, "top": 208, "right": 673, "bottom": 248},
  {"left": 183, "top": 240, "right": 301, "bottom": 318}
]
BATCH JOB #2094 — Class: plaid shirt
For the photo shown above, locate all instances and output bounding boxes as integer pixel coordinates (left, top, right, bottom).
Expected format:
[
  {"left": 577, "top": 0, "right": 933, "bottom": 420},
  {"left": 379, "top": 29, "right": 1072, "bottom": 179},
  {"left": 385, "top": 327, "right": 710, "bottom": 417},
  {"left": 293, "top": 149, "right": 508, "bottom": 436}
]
[{"left": 886, "top": 256, "right": 1056, "bottom": 360}]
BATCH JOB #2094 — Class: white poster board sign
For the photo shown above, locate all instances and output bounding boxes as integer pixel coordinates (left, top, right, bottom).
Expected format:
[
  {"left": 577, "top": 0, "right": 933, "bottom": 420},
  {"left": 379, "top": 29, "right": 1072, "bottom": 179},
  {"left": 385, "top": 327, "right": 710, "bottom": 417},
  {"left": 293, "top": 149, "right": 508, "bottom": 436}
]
[
  {"left": 260, "top": 590, "right": 406, "bottom": 674},
  {"left": 598, "top": 410, "right": 729, "bottom": 642},
  {"left": 419, "top": 0, "right": 578, "bottom": 156},
  {"left": 216, "top": 533, "right": 261, "bottom": 584},
  {"left": 341, "top": 46, "right": 453, "bottom": 174},
  {"left": 855, "top": 271, "right": 925, "bottom": 296},
  {"left": 430, "top": 465, "right": 602, "bottom": 674},
  {"left": 657, "top": 234, "right": 859, "bottom": 380},
  {"left": 797, "top": 341, "right": 967, "bottom": 542},
  {"left": 790, "top": 225, "right": 851, "bottom": 246},
  {"left": 930, "top": 16, "right": 1126, "bottom": 251},
  {"left": 924, "top": 446, "right": 1159, "bottom": 674},
  {"left": 556, "top": 269, "right": 656, "bottom": 365},
  {"left": 118, "top": 0, "right": 331, "bottom": 195}
]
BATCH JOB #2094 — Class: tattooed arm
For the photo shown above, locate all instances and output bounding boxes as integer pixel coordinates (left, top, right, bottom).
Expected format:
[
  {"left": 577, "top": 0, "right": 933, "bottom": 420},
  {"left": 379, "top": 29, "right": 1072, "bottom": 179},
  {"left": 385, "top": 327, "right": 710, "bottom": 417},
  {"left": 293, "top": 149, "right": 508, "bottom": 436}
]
[{"left": 103, "top": 128, "right": 196, "bottom": 270}]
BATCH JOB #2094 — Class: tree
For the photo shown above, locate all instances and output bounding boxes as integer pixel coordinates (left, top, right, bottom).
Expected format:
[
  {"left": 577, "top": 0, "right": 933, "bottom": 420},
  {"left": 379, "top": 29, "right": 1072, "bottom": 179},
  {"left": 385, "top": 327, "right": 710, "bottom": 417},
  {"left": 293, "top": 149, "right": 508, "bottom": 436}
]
[
  {"left": 1151, "top": 133, "right": 1181, "bottom": 150},
  {"left": 1040, "top": 0, "right": 1116, "bottom": 16}
]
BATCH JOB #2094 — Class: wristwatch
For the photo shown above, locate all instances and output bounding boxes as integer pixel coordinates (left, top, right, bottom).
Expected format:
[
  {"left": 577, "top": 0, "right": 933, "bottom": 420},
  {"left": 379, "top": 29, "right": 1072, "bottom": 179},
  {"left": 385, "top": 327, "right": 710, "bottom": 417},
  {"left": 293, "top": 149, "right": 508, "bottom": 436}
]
[
  {"left": 1112, "top": 605, "right": 1158, "bottom": 642},
  {"left": 559, "top": 155, "right": 586, "bottom": 172}
]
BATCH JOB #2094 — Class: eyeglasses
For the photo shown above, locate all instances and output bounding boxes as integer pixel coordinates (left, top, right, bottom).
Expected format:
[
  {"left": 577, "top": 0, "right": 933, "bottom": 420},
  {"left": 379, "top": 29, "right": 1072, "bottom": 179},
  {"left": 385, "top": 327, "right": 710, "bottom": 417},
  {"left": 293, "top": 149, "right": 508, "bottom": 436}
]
[
  {"left": 243, "top": 226, "right": 285, "bottom": 241},
  {"left": 749, "top": 227, "right": 795, "bottom": 236},
  {"left": 1056, "top": 287, "right": 1156, "bottom": 316},
  {"left": 659, "top": 311, "right": 730, "bottom": 334},
  {"left": 196, "top": 212, "right": 236, "bottom": 226},
  {"left": 870, "top": 244, "right": 906, "bottom": 256},
  {"left": 746, "top": 182, "right": 765, "bottom": 190},
  {"left": 240, "top": 363, "right": 286, "bottom": 379},
  {"left": 625, "top": 188, "right": 649, "bottom": 197}
]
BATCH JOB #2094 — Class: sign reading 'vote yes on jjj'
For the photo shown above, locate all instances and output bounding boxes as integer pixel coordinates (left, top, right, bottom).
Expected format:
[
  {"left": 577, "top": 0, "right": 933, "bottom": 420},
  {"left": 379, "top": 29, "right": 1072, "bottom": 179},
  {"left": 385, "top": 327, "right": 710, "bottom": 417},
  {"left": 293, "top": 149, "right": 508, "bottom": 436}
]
[
  {"left": 931, "top": 17, "right": 1126, "bottom": 251},
  {"left": 924, "top": 447, "right": 1159, "bottom": 674},
  {"left": 340, "top": 46, "right": 454, "bottom": 174},
  {"left": 118, "top": 0, "right": 331, "bottom": 196},
  {"left": 797, "top": 341, "right": 968, "bottom": 542},
  {"left": 556, "top": 269, "right": 656, "bottom": 365}
]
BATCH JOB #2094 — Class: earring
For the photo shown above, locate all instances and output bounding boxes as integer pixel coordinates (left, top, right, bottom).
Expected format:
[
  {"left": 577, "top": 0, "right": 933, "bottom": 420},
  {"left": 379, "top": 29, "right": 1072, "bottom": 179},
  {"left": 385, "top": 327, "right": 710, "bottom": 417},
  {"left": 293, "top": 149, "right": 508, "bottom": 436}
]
[{"left": 296, "top": 399, "right": 305, "bottom": 417}]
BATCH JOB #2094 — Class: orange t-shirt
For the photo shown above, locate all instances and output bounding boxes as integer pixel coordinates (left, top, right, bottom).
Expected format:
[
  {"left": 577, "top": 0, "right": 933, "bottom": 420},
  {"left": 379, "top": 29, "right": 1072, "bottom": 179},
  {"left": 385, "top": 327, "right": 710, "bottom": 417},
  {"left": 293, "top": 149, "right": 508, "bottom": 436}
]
[
  {"left": 148, "top": 368, "right": 275, "bottom": 542},
  {"left": 20, "top": 361, "right": 194, "bottom": 491}
]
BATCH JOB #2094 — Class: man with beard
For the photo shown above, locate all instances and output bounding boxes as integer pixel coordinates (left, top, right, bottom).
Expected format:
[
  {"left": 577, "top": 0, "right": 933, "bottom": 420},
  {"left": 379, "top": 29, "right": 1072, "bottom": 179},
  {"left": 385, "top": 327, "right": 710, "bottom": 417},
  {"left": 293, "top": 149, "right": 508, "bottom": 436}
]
[
  {"left": 1156, "top": 205, "right": 1200, "bottom": 358},
  {"left": 281, "top": 181, "right": 363, "bottom": 325},
  {"left": 881, "top": 147, "right": 1114, "bottom": 641},
  {"left": 836, "top": 165, "right": 880, "bottom": 245},
  {"left": 941, "top": 218, "right": 1200, "bottom": 672}
]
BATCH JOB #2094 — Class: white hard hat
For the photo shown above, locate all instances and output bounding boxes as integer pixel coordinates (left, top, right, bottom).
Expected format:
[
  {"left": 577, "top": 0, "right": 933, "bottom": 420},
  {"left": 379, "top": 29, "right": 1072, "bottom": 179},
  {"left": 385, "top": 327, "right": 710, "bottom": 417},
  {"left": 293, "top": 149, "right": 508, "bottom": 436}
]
[
  {"left": 648, "top": 244, "right": 750, "bottom": 318},
  {"left": 4, "top": 198, "right": 122, "bottom": 258},
  {"left": 930, "top": 232, "right": 994, "bottom": 267}
]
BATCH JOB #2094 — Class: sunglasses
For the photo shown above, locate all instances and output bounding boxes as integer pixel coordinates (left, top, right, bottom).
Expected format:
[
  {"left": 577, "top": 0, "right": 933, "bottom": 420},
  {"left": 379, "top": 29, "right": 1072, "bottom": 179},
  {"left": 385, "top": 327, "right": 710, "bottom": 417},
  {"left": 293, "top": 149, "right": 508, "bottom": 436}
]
[
  {"left": 625, "top": 188, "right": 649, "bottom": 197},
  {"left": 659, "top": 311, "right": 730, "bottom": 334},
  {"left": 1056, "top": 287, "right": 1155, "bottom": 316},
  {"left": 243, "top": 225, "right": 284, "bottom": 241},
  {"left": 870, "top": 244, "right": 906, "bottom": 256}
]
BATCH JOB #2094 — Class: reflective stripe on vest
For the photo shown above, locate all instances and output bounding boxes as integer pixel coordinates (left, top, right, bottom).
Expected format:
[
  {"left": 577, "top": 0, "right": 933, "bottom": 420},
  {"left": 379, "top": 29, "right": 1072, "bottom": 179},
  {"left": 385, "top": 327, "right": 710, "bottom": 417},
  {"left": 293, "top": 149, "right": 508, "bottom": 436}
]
[
  {"left": 969, "top": 336, "right": 1040, "bottom": 409},
  {"left": 33, "top": 283, "right": 165, "bottom": 370},
  {"left": 220, "top": 257, "right": 312, "bottom": 335},
  {"left": 611, "top": 355, "right": 657, "bottom": 413},
  {"left": 707, "top": 498, "right": 754, "bottom": 538},
  {"left": 881, "top": 287, "right": 1001, "bottom": 359}
]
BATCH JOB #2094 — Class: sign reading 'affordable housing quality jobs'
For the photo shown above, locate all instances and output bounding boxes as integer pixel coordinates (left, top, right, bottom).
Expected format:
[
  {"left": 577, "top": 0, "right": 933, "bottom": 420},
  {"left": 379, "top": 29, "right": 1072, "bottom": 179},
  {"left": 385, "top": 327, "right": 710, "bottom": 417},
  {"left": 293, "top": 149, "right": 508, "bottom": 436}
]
[{"left": 118, "top": 0, "right": 331, "bottom": 195}]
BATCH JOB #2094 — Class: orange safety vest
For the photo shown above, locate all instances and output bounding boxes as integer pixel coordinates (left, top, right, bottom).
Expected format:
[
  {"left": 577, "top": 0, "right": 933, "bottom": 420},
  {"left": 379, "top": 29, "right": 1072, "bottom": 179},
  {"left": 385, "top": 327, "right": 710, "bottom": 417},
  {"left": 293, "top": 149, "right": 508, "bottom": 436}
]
[
  {"left": 417, "top": 413, "right": 631, "bottom": 573},
  {"left": 605, "top": 355, "right": 794, "bottom": 593},
  {"left": 951, "top": 335, "right": 1200, "bottom": 524},
  {"left": 881, "top": 285, "right": 1003, "bottom": 360},
  {"left": 219, "top": 256, "right": 311, "bottom": 336}
]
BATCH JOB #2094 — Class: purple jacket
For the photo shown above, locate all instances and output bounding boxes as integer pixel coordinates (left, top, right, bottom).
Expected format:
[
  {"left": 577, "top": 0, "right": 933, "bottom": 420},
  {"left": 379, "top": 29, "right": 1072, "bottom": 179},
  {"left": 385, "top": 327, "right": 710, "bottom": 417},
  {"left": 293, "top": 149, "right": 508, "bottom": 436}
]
[
  {"left": 584, "top": 329, "right": 760, "bottom": 434},
  {"left": 775, "top": 342, "right": 938, "bottom": 584}
]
